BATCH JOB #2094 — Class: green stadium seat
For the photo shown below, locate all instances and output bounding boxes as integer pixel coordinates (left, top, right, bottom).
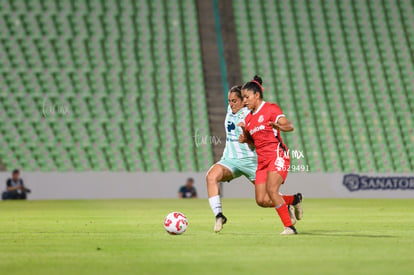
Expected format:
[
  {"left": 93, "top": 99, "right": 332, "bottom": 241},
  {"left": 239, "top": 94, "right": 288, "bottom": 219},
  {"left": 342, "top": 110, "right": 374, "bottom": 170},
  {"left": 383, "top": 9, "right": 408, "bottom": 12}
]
[
  {"left": 0, "top": 0, "right": 212, "bottom": 172},
  {"left": 233, "top": 0, "right": 413, "bottom": 172}
]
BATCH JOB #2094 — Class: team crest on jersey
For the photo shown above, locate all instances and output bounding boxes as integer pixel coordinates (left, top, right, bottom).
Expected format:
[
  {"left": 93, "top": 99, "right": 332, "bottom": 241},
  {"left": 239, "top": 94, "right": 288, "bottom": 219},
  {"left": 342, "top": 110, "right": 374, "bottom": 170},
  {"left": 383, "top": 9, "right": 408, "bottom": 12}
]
[
  {"left": 258, "top": 115, "right": 264, "bottom": 123},
  {"left": 227, "top": 121, "right": 236, "bottom": 132},
  {"left": 275, "top": 157, "right": 285, "bottom": 171},
  {"left": 238, "top": 111, "right": 245, "bottom": 119}
]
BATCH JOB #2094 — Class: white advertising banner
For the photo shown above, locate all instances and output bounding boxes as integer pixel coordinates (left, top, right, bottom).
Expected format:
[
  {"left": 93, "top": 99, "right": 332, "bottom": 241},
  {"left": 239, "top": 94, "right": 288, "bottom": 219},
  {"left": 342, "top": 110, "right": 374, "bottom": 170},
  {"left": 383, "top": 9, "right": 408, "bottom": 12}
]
[{"left": 0, "top": 172, "right": 413, "bottom": 200}]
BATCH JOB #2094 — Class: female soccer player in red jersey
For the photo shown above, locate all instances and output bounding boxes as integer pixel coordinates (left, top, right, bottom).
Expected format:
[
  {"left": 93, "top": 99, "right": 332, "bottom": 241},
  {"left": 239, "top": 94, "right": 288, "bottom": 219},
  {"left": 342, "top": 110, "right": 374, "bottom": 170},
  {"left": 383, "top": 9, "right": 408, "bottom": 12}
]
[
  {"left": 239, "top": 75, "right": 303, "bottom": 235},
  {"left": 207, "top": 85, "right": 301, "bottom": 233}
]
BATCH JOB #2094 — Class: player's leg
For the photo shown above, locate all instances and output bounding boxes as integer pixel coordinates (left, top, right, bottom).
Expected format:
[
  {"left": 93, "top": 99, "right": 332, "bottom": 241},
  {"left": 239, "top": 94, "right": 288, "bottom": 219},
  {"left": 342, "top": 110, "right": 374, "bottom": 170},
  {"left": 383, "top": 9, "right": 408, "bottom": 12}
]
[
  {"left": 238, "top": 156, "right": 258, "bottom": 186},
  {"left": 254, "top": 183, "right": 273, "bottom": 207},
  {"left": 206, "top": 163, "right": 233, "bottom": 232},
  {"left": 266, "top": 171, "right": 297, "bottom": 235},
  {"left": 252, "top": 168, "right": 294, "bottom": 207},
  {"left": 253, "top": 169, "right": 285, "bottom": 207},
  {"left": 270, "top": 155, "right": 303, "bottom": 222},
  {"left": 254, "top": 188, "right": 297, "bottom": 225},
  {"left": 253, "top": 169, "right": 274, "bottom": 207},
  {"left": 243, "top": 157, "right": 299, "bottom": 209},
  {"left": 281, "top": 194, "right": 295, "bottom": 205},
  {"left": 280, "top": 192, "right": 303, "bottom": 221},
  {"left": 252, "top": 166, "right": 297, "bottom": 226},
  {"left": 207, "top": 163, "right": 233, "bottom": 198},
  {"left": 277, "top": 193, "right": 297, "bottom": 226},
  {"left": 280, "top": 193, "right": 303, "bottom": 220},
  {"left": 293, "top": 193, "right": 303, "bottom": 220},
  {"left": 238, "top": 158, "right": 273, "bottom": 207}
]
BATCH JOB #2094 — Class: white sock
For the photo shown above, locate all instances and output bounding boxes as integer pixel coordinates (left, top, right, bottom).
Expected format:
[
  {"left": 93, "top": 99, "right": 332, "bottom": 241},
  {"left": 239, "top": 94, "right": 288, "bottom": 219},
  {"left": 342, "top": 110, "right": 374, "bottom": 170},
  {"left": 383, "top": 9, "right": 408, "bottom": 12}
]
[{"left": 208, "top": 195, "right": 222, "bottom": 216}]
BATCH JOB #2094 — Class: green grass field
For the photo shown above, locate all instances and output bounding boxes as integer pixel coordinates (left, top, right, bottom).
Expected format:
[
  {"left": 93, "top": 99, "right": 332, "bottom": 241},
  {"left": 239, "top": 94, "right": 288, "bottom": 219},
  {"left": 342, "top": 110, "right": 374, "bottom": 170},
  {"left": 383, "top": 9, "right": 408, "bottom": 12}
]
[{"left": 1, "top": 199, "right": 413, "bottom": 274}]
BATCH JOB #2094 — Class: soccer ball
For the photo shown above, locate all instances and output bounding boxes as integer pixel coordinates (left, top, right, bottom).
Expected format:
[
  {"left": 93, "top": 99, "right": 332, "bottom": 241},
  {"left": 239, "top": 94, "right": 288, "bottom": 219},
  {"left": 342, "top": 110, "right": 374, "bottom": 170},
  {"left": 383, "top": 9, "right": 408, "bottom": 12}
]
[{"left": 163, "top": 212, "right": 188, "bottom": 235}]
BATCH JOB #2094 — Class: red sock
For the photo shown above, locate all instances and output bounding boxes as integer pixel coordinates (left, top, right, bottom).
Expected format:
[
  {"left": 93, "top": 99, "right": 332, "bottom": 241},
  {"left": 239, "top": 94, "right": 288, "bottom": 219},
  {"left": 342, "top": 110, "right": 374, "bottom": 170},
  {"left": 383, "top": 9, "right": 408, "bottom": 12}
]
[
  {"left": 282, "top": 195, "right": 294, "bottom": 205},
  {"left": 276, "top": 204, "right": 292, "bottom": 227}
]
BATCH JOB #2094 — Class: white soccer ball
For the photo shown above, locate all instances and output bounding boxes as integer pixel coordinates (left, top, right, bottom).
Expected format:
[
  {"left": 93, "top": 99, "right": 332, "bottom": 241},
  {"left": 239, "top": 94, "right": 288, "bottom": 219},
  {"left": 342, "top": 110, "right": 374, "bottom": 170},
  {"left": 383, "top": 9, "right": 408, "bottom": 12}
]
[{"left": 163, "top": 212, "right": 188, "bottom": 235}]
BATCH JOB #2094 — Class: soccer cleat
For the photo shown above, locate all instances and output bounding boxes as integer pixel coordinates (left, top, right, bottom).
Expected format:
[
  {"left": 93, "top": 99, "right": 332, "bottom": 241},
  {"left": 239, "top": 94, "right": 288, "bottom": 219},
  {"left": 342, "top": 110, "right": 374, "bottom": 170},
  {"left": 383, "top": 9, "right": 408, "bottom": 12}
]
[
  {"left": 280, "top": 226, "right": 298, "bottom": 235},
  {"left": 214, "top": 213, "right": 227, "bottom": 233},
  {"left": 293, "top": 193, "right": 303, "bottom": 220},
  {"left": 288, "top": 205, "right": 297, "bottom": 225}
]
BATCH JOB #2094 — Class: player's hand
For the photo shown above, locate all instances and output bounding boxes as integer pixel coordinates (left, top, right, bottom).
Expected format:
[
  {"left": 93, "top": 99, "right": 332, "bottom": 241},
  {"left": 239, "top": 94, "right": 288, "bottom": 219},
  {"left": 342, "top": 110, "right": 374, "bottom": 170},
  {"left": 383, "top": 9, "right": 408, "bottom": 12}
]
[
  {"left": 239, "top": 133, "right": 248, "bottom": 143},
  {"left": 238, "top": 122, "right": 254, "bottom": 144},
  {"left": 237, "top": 122, "right": 247, "bottom": 143},
  {"left": 268, "top": 121, "right": 280, "bottom": 130}
]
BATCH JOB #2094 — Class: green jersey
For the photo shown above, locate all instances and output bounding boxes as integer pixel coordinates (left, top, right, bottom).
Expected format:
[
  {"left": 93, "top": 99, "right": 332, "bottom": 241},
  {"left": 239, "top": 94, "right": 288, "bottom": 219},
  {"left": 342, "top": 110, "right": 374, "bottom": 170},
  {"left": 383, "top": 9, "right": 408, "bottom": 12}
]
[{"left": 222, "top": 106, "right": 256, "bottom": 159}]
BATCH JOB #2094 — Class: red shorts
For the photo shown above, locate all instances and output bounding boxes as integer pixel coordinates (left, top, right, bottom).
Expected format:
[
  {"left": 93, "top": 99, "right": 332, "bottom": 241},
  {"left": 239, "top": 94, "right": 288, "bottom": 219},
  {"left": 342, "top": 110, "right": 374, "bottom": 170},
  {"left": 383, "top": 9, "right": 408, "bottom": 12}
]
[{"left": 255, "top": 153, "right": 290, "bottom": 184}]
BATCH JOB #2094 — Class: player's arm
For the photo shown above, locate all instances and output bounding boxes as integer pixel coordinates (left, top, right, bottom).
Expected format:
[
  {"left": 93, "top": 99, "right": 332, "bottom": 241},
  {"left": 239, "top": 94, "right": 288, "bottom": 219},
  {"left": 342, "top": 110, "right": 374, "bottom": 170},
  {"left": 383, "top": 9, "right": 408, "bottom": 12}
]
[
  {"left": 237, "top": 122, "right": 254, "bottom": 145},
  {"left": 268, "top": 116, "right": 294, "bottom": 132}
]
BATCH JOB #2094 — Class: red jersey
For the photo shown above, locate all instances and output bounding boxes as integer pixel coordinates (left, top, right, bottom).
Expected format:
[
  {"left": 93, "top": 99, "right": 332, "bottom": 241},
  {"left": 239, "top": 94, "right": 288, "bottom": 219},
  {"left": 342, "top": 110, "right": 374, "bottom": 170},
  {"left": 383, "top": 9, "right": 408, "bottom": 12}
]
[{"left": 245, "top": 101, "right": 288, "bottom": 164}]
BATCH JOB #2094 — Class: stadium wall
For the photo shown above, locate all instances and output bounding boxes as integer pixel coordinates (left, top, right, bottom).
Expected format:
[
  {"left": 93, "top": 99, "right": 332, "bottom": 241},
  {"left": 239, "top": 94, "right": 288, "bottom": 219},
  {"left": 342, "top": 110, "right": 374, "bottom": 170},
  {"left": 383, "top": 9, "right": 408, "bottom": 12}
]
[{"left": 0, "top": 172, "right": 413, "bottom": 200}]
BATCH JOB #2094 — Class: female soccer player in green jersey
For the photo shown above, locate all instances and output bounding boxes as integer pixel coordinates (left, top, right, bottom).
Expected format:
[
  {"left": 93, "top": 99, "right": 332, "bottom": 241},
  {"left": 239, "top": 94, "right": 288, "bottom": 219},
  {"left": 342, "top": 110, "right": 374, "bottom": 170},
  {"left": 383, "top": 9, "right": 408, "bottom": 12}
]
[{"left": 206, "top": 86, "right": 257, "bottom": 232}]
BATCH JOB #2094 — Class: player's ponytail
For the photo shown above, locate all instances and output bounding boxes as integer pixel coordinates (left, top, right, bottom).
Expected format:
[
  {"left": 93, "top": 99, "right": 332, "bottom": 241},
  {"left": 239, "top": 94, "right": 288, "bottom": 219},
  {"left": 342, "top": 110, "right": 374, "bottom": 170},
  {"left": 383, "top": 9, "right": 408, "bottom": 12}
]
[
  {"left": 229, "top": 85, "right": 242, "bottom": 100},
  {"left": 242, "top": 75, "right": 264, "bottom": 99}
]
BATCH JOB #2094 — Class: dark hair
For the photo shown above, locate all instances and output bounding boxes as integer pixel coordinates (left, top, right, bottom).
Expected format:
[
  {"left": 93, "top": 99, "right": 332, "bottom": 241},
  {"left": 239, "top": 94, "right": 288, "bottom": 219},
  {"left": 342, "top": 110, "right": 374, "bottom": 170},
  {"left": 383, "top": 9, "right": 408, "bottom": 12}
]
[
  {"left": 187, "top": 177, "right": 194, "bottom": 183},
  {"left": 242, "top": 75, "right": 264, "bottom": 99},
  {"left": 229, "top": 85, "right": 242, "bottom": 100},
  {"left": 12, "top": 169, "right": 19, "bottom": 175}
]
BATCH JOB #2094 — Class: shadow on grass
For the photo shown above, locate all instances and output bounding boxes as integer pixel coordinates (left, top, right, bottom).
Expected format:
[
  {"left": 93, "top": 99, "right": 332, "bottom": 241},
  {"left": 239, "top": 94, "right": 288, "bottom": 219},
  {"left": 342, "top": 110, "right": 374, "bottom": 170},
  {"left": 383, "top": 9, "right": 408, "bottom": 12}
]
[
  {"left": 212, "top": 232, "right": 277, "bottom": 236},
  {"left": 214, "top": 231, "right": 395, "bottom": 238},
  {"left": 300, "top": 231, "right": 395, "bottom": 238}
]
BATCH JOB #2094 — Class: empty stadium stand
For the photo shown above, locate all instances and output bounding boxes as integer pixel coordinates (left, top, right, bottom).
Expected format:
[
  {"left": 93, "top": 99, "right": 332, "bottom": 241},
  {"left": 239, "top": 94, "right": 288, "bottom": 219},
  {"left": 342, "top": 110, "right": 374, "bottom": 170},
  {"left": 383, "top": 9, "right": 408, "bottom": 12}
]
[
  {"left": 233, "top": 0, "right": 413, "bottom": 172},
  {"left": 0, "top": 0, "right": 412, "bottom": 173},
  {"left": 0, "top": 0, "right": 213, "bottom": 171}
]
